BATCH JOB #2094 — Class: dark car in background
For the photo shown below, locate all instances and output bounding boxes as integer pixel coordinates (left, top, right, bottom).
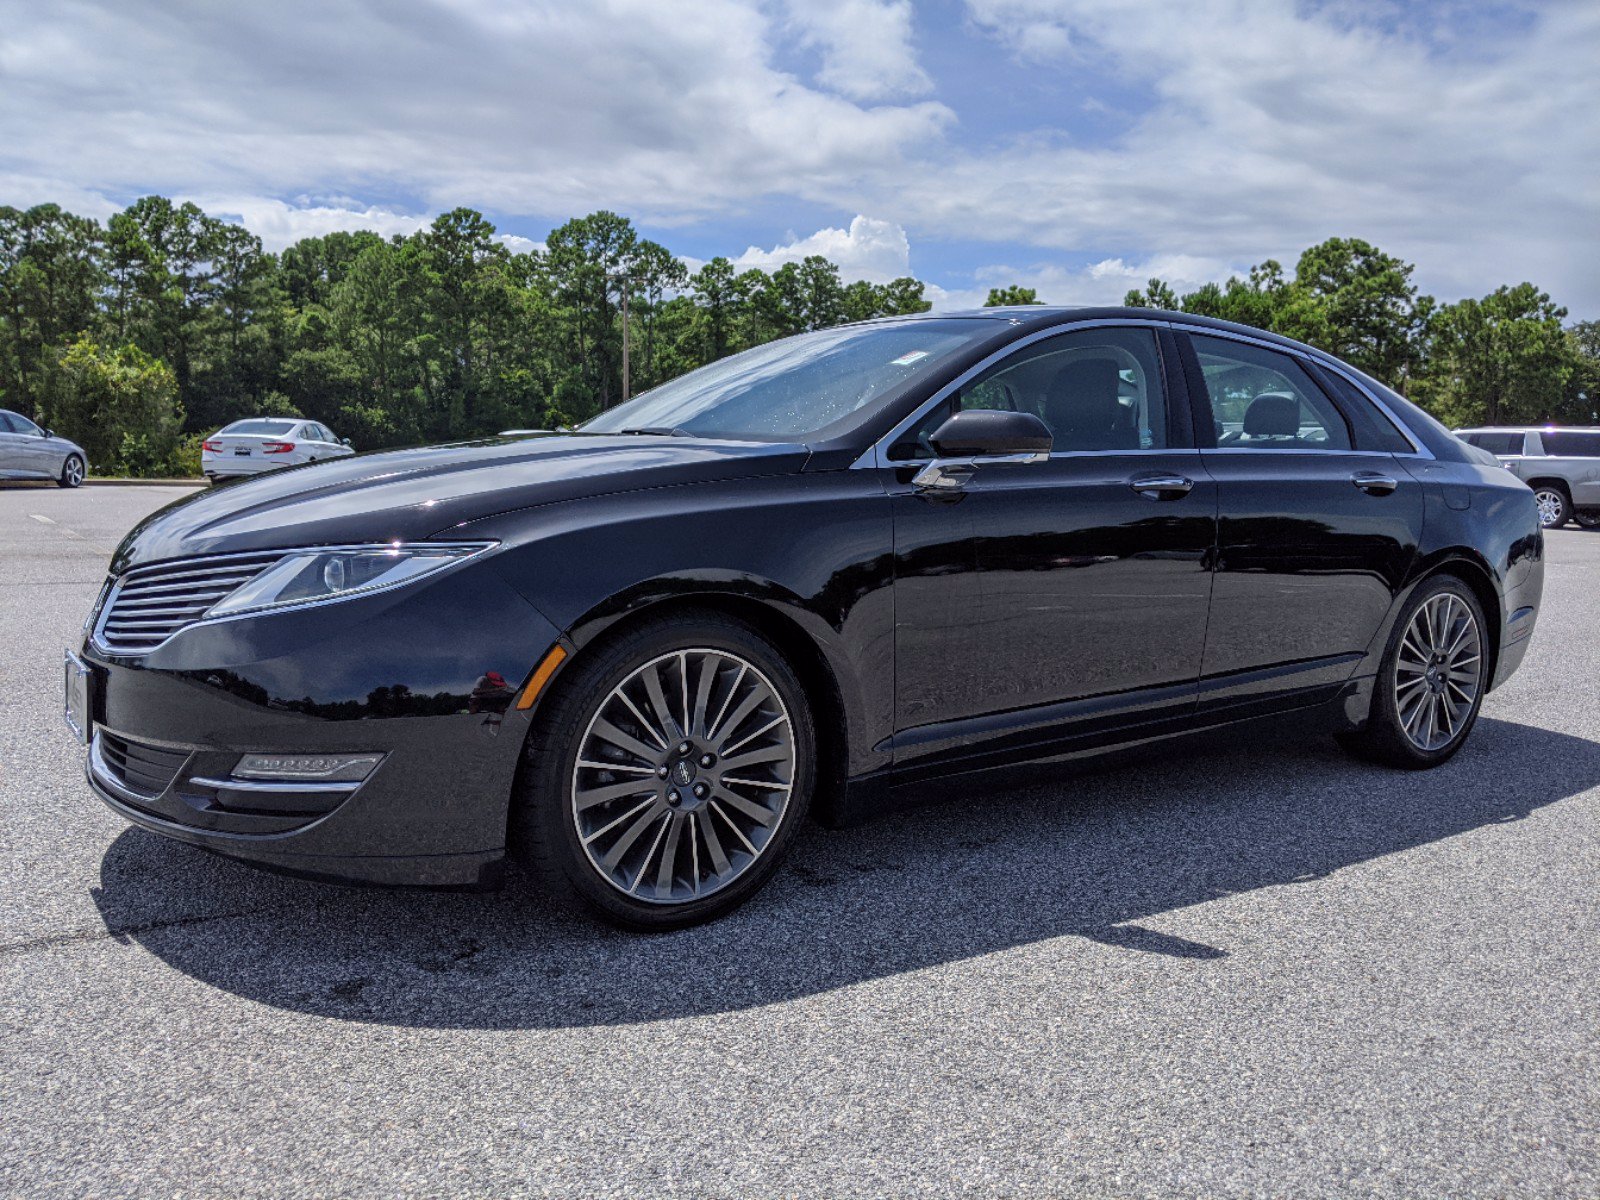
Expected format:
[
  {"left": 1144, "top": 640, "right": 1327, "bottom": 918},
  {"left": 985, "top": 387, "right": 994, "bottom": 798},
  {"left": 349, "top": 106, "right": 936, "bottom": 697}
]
[
  {"left": 1, "top": 409, "right": 86, "bottom": 486},
  {"left": 65, "top": 308, "right": 1544, "bottom": 928}
]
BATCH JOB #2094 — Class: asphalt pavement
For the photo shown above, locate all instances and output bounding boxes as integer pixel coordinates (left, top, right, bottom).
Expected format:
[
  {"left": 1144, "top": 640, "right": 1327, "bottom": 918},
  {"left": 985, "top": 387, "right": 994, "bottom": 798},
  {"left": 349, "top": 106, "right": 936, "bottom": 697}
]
[{"left": 2, "top": 481, "right": 1597, "bottom": 1197}]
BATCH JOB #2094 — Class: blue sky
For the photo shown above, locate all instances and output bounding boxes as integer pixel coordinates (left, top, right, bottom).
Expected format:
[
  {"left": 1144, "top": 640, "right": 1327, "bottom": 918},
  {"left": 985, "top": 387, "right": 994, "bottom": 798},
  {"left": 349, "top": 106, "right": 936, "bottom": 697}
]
[{"left": 2, "top": 0, "right": 1596, "bottom": 313}]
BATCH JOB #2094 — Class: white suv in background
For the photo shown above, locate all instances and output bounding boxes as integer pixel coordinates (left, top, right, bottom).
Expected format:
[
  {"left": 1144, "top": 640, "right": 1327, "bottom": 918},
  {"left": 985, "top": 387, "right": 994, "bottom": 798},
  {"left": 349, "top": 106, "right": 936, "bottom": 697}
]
[
  {"left": 1455, "top": 426, "right": 1600, "bottom": 530},
  {"left": 201, "top": 418, "right": 355, "bottom": 483}
]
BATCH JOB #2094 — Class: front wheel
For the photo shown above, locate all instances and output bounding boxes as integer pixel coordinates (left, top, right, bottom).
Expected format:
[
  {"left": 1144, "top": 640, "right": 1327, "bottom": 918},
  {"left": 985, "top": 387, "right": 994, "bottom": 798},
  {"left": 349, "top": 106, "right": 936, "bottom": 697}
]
[
  {"left": 513, "top": 611, "right": 815, "bottom": 929},
  {"left": 1337, "top": 575, "right": 1488, "bottom": 769},
  {"left": 1532, "top": 486, "right": 1570, "bottom": 529},
  {"left": 58, "top": 455, "right": 84, "bottom": 488}
]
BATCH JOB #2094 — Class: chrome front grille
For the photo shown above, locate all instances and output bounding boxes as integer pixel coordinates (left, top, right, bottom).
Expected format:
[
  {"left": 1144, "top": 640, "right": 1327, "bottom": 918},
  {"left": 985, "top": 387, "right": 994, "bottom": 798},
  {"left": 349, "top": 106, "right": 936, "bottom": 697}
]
[{"left": 95, "top": 551, "right": 286, "bottom": 654}]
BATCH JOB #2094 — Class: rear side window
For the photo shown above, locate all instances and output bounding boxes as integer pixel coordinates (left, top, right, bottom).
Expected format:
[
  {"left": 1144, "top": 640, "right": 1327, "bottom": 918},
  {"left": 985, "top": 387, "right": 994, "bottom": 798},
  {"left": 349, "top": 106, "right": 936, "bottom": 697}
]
[
  {"left": 1467, "top": 432, "right": 1526, "bottom": 456},
  {"left": 1189, "top": 335, "right": 1352, "bottom": 451},
  {"left": 1541, "top": 431, "right": 1600, "bottom": 457},
  {"left": 1314, "top": 367, "right": 1416, "bottom": 453}
]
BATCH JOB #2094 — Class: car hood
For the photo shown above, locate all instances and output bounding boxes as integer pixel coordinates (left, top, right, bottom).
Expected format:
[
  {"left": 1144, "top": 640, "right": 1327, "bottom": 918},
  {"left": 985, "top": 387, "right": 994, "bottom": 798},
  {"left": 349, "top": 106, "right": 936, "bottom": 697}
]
[{"left": 112, "top": 433, "right": 811, "bottom": 572}]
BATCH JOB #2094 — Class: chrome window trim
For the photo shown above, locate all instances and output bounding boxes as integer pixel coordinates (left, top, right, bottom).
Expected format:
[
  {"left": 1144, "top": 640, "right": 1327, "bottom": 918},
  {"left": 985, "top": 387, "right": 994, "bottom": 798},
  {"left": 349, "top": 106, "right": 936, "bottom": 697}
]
[
  {"left": 853, "top": 318, "right": 1182, "bottom": 469},
  {"left": 852, "top": 317, "right": 1436, "bottom": 468},
  {"left": 90, "top": 541, "right": 496, "bottom": 658}
]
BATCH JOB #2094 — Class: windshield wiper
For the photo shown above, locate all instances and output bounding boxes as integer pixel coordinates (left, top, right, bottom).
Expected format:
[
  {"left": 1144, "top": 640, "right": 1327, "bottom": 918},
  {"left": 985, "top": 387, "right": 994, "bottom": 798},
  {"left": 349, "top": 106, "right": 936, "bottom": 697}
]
[{"left": 614, "top": 426, "right": 695, "bottom": 437}]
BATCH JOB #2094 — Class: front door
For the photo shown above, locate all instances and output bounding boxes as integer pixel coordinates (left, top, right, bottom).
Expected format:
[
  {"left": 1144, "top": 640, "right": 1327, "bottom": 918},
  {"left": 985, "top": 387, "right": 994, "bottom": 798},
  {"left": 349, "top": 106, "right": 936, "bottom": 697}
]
[{"left": 887, "top": 324, "right": 1217, "bottom": 769}]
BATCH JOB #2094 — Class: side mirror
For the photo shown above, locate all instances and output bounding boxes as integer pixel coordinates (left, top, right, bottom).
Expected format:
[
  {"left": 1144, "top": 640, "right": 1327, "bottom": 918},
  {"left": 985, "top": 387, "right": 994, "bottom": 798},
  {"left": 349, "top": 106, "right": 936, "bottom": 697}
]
[
  {"left": 340, "top": 438, "right": 352, "bottom": 448},
  {"left": 43, "top": 429, "right": 55, "bottom": 438},
  {"left": 915, "top": 410, "right": 1052, "bottom": 492},
  {"left": 929, "top": 409, "right": 1052, "bottom": 457}
]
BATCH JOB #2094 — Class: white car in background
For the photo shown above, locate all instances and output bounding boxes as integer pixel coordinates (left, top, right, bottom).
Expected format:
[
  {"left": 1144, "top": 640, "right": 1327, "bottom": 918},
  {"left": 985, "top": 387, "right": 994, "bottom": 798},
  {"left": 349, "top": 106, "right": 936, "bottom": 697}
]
[{"left": 201, "top": 418, "right": 355, "bottom": 483}]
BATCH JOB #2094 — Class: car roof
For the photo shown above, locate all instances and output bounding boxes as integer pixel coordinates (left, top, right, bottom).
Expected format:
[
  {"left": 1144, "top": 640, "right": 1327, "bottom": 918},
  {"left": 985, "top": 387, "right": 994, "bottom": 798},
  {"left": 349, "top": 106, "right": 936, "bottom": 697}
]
[{"left": 883, "top": 305, "right": 1354, "bottom": 361}]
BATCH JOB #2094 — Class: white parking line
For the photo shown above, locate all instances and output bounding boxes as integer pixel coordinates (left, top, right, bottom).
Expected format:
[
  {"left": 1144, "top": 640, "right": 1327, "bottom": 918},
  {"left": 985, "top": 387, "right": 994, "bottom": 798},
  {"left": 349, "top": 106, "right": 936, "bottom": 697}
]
[{"left": 30, "top": 514, "right": 55, "bottom": 524}]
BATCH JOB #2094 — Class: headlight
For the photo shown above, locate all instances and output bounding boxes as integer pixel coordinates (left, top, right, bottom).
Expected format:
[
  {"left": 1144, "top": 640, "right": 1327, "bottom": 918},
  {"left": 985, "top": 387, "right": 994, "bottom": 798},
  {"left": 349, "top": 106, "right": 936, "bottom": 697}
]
[{"left": 208, "top": 542, "right": 494, "bottom": 618}]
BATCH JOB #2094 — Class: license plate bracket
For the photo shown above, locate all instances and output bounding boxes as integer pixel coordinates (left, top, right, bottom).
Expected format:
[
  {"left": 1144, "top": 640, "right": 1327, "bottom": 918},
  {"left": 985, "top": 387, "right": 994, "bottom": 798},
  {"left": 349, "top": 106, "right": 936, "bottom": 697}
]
[{"left": 63, "top": 650, "right": 94, "bottom": 744}]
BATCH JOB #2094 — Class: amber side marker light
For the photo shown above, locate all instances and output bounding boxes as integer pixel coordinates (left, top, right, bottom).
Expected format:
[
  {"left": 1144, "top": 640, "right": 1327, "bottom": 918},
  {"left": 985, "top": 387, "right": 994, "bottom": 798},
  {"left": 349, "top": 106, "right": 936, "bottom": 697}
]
[{"left": 517, "top": 644, "right": 570, "bottom": 710}]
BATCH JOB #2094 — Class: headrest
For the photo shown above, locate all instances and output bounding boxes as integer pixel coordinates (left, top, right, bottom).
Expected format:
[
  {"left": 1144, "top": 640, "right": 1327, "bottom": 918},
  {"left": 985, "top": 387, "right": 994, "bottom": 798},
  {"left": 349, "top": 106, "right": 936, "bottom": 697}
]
[
  {"left": 1045, "top": 359, "right": 1122, "bottom": 431},
  {"left": 1243, "top": 392, "right": 1300, "bottom": 438}
]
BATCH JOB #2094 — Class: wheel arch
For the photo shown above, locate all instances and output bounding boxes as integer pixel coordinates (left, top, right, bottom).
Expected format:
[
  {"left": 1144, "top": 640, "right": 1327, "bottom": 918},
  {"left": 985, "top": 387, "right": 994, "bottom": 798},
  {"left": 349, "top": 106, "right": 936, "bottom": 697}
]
[
  {"left": 542, "top": 585, "right": 858, "bottom": 826},
  {"left": 1522, "top": 476, "right": 1572, "bottom": 497}
]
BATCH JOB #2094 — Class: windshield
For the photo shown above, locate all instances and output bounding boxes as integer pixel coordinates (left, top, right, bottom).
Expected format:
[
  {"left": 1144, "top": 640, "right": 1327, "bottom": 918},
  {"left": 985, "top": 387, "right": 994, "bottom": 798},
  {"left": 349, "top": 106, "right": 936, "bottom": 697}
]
[
  {"left": 222, "top": 420, "right": 298, "bottom": 436},
  {"left": 581, "top": 319, "right": 996, "bottom": 440}
]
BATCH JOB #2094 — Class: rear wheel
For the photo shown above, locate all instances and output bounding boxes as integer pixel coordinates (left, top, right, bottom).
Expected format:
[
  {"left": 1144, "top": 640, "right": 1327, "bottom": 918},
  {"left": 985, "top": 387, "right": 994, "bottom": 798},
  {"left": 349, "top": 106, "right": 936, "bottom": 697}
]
[
  {"left": 1337, "top": 574, "right": 1488, "bottom": 769},
  {"left": 1532, "top": 485, "right": 1570, "bottom": 529},
  {"left": 1574, "top": 510, "right": 1600, "bottom": 530},
  {"left": 513, "top": 611, "right": 815, "bottom": 929},
  {"left": 58, "top": 455, "right": 84, "bottom": 488}
]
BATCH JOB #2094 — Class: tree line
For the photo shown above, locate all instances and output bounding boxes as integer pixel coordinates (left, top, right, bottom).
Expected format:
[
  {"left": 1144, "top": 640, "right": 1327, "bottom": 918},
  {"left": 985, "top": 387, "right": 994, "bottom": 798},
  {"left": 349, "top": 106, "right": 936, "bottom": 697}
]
[{"left": 1, "top": 200, "right": 1594, "bottom": 476}]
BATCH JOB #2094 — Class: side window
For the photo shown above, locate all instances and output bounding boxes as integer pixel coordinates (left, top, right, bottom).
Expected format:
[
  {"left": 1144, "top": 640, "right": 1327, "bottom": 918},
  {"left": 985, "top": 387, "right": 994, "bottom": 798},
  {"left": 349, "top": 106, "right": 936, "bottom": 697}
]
[
  {"left": 1471, "top": 432, "right": 1527, "bottom": 456},
  {"left": 0, "top": 412, "right": 18, "bottom": 433},
  {"left": 7, "top": 412, "right": 41, "bottom": 436},
  {"left": 893, "top": 326, "right": 1170, "bottom": 459},
  {"left": 1314, "top": 367, "right": 1416, "bottom": 453},
  {"left": 1542, "top": 431, "right": 1600, "bottom": 458},
  {"left": 1190, "top": 335, "right": 1352, "bottom": 451}
]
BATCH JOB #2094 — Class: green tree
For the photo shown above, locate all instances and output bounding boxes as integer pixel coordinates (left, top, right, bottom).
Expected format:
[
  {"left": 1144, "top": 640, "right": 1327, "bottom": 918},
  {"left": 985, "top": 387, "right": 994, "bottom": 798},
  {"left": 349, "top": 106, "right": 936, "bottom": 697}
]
[
  {"left": 1417, "top": 284, "right": 1574, "bottom": 425},
  {"left": 43, "top": 338, "right": 185, "bottom": 474},
  {"left": 0, "top": 204, "right": 104, "bottom": 419},
  {"left": 984, "top": 285, "right": 1040, "bottom": 306}
]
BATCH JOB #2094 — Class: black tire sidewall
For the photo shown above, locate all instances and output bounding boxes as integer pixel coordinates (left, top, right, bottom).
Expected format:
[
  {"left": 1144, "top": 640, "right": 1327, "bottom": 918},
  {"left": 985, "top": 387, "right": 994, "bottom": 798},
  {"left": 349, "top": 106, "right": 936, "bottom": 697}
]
[
  {"left": 1363, "top": 574, "right": 1489, "bottom": 769},
  {"left": 516, "top": 612, "right": 816, "bottom": 930}
]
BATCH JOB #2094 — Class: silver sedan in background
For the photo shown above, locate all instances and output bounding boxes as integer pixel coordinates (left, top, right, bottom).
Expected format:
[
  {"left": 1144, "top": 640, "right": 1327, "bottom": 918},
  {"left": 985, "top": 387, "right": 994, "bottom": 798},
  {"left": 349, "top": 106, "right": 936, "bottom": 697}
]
[
  {"left": 201, "top": 418, "right": 355, "bottom": 482},
  {"left": 0, "top": 409, "right": 87, "bottom": 487}
]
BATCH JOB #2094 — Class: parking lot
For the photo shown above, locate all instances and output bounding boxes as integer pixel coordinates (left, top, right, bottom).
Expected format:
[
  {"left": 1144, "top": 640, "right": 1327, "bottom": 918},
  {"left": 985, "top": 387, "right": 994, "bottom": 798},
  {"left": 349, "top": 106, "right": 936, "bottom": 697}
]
[{"left": 3, "top": 482, "right": 1597, "bottom": 1196}]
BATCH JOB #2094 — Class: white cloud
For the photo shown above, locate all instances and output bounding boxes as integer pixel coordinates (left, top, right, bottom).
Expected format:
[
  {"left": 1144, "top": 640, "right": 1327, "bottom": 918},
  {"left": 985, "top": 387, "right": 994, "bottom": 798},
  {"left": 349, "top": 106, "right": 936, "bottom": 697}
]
[
  {"left": 191, "top": 196, "right": 433, "bottom": 251},
  {"left": 783, "top": 0, "right": 933, "bottom": 100},
  {"left": 732, "top": 215, "right": 913, "bottom": 282},
  {"left": 924, "top": 253, "right": 1244, "bottom": 311},
  {"left": 0, "top": 0, "right": 952, "bottom": 226},
  {"left": 950, "top": 0, "right": 1600, "bottom": 310}
]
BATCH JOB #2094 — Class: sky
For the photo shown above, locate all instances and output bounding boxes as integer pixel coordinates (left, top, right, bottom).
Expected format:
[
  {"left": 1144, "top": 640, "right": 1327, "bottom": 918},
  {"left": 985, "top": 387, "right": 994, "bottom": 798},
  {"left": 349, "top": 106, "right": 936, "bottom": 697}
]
[{"left": 2, "top": 0, "right": 1597, "bottom": 314}]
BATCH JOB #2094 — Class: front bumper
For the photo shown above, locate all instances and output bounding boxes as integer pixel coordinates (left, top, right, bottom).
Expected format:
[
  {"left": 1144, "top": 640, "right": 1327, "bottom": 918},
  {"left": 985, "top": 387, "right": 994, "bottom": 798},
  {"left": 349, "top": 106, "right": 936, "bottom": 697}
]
[{"left": 76, "top": 560, "right": 562, "bottom": 888}]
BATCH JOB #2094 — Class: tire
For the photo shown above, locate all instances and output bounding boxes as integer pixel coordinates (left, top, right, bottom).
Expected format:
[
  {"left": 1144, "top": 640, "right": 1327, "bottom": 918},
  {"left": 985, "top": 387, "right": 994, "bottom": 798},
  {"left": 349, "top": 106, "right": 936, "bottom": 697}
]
[
  {"left": 58, "top": 455, "right": 84, "bottom": 488},
  {"left": 1337, "top": 574, "right": 1489, "bottom": 769},
  {"left": 1574, "top": 510, "right": 1600, "bottom": 530},
  {"left": 512, "top": 610, "right": 816, "bottom": 930},
  {"left": 1531, "top": 485, "right": 1570, "bottom": 529}
]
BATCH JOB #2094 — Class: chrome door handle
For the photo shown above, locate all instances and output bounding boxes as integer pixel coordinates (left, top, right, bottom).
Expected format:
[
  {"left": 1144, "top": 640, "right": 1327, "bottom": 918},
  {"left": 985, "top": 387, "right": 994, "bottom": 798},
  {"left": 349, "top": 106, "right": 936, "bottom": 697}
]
[
  {"left": 1351, "top": 471, "right": 1398, "bottom": 495},
  {"left": 1130, "top": 473, "right": 1193, "bottom": 500}
]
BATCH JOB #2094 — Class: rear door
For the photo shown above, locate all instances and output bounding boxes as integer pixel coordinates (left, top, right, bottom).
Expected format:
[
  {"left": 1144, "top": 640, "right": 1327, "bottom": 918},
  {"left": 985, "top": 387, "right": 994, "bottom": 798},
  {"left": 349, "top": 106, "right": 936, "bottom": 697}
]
[
  {"left": 886, "top": 323, "right": 1217, "bottom": 768},
  {"left": 1178, "top": 331, "right": 1424, "bottom": 716}
]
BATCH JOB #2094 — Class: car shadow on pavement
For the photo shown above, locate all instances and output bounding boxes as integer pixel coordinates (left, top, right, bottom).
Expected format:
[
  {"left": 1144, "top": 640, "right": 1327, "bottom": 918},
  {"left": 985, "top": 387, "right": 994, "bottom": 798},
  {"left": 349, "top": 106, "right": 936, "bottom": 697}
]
[{"left": 90, "top": 716, "right": 1600, "bottom": 1029}]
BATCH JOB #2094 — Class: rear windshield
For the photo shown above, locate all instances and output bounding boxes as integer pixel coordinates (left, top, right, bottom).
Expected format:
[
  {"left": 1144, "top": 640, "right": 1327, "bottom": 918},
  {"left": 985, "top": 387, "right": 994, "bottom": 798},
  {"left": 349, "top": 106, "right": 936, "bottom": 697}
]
[
  {"left": 221, "top": 420, "right": 298, "bottom": 436},
  {"left": 1540, "top": 430, "right": 1600, "bottom": 457}
]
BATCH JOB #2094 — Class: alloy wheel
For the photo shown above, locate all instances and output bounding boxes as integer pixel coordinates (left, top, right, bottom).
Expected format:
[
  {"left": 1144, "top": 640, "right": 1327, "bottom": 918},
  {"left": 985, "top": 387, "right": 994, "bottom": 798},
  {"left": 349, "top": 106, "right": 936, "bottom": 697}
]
[
  {"left": 1394, "top": 592, "right": 1482, "bottom": 752},
  {"left": 64, "top": 457, "right": 83, "bottom": 487},
  {"left": 570, "top": 648, "right": 795, "bottom": 905},
  {"left": 1533, "top": 489, "right": 1565, "bottom": 528}
]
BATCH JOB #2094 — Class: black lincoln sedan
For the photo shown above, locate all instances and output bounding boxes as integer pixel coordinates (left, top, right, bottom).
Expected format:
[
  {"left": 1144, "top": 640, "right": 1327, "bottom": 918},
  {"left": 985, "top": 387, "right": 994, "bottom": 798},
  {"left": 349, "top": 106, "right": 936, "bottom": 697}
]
[{"left": 67, "top": 308, "right": 1543, "bottom": 928}]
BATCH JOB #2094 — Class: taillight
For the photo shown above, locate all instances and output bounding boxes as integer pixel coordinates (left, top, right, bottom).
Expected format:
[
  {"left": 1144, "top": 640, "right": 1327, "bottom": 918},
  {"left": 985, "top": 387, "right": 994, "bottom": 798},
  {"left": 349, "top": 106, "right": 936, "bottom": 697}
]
[
  {"left": 202, "top": 440, "right": 221, "bottom": 452},
  {"left": 263, "top": 441, "right": 296, "bottom": 454}
]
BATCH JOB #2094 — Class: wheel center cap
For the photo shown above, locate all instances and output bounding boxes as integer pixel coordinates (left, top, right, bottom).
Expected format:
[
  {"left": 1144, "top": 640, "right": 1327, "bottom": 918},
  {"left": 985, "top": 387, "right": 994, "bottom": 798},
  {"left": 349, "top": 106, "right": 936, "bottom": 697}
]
[{"left": 670, "top": 759, "right": 697, "bottom": 788}]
